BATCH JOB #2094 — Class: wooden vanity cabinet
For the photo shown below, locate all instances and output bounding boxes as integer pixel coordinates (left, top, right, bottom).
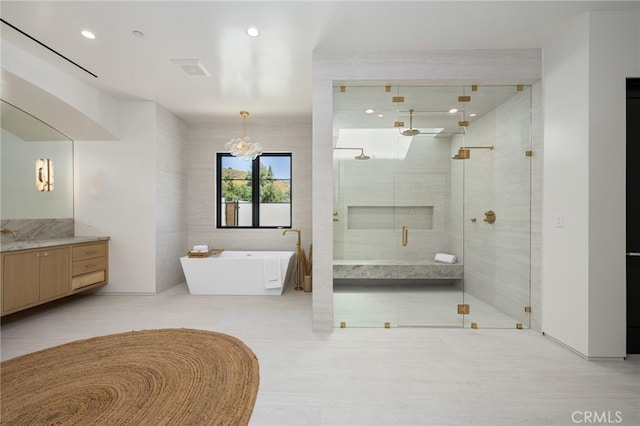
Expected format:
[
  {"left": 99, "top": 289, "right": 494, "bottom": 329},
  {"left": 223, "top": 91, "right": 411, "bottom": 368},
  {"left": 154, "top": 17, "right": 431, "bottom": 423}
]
[
  {"left": 1, "top": 240, "right": 108, "bottom": 316},
  {"left": 2, "top": 247, "right": 71, "bottom": 314},
  {"left": 72, "top": 242, "right": 108, "bottom": 290}
]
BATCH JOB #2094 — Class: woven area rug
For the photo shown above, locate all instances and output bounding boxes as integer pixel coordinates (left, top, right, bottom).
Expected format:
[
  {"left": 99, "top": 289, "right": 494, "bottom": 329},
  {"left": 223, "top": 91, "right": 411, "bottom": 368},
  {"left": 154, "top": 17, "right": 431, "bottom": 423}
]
[{"left": 0, "top": 328, "right": 259, "bottom": 425}]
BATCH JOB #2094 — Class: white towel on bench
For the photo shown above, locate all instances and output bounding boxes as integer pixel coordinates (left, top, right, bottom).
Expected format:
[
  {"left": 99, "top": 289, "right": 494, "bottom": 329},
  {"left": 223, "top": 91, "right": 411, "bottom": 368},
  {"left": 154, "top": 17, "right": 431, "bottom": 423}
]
[{"left": 434, "top": 253, "right": 457, "bottom": 264}]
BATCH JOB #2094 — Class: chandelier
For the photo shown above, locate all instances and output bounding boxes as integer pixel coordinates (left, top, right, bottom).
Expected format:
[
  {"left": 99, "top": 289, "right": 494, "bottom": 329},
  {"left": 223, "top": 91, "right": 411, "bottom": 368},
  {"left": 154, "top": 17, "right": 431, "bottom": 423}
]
[{"left": 225, "top": 111, "right": 262, "bottom": 160}]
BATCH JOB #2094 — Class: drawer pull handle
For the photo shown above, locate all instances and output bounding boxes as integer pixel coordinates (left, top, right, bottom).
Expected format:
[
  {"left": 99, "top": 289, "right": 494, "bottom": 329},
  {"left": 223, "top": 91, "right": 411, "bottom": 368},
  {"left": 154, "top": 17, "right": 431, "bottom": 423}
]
[
  {"left": 85, "top": 263, "right": 96, "bottom": 268},
  {"left": 85, "top": 250, "right": 97, "bottom": 255}
]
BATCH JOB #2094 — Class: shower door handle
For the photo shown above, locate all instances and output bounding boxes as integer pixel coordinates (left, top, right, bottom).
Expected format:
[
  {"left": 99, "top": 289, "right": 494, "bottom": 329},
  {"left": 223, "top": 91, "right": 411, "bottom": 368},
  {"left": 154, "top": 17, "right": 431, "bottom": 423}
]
[{"left": 402, "top": 225, "right": 408, "bottom": 247}]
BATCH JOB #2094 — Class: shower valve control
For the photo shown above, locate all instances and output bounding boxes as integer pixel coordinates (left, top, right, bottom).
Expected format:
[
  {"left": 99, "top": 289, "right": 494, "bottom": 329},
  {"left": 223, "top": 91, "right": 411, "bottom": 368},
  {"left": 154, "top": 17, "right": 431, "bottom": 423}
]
[{"left": 484, "top": 210, "right": 496, "bottom": 224}]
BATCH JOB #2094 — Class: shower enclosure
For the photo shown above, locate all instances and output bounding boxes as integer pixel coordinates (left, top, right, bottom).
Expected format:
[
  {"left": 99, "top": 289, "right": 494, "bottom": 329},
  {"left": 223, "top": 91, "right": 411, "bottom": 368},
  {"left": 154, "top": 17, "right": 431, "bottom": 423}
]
[{"left": 333, "top": 85, "right": 532, "bottom": 329}]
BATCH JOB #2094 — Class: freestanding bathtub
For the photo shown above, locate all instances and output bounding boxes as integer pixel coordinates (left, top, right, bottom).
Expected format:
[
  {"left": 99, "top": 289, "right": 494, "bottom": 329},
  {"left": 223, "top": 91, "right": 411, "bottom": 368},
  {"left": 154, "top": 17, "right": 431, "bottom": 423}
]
[{"left": 180, "top": 251, "right": 296, "bottom": 295}]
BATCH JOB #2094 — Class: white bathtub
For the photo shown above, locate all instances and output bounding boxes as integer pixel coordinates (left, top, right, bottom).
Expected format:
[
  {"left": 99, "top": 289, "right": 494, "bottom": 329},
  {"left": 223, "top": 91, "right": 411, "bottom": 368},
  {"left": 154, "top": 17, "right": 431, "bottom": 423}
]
[{"left": 180, "top": 251, "right": 296, "bottom": 295}]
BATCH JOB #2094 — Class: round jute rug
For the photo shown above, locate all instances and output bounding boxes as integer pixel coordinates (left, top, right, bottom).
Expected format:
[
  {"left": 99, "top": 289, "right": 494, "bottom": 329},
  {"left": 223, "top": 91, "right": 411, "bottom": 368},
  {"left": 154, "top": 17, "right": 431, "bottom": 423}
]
[{"left": 0, "top": 328, "right": 260, "bottom": 425}]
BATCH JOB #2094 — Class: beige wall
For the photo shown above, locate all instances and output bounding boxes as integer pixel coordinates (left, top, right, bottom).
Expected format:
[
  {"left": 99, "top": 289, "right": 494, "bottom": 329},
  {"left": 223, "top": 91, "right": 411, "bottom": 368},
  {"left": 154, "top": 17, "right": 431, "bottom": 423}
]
[
  {"left": 542, "top": 10, "right": 638, "bottom": 358},
  {"left": 186, "top": 117, "right": 312, "bottom": 253},
  {"left": 155, "top": 104, "right": 189, "bottom": 293}
]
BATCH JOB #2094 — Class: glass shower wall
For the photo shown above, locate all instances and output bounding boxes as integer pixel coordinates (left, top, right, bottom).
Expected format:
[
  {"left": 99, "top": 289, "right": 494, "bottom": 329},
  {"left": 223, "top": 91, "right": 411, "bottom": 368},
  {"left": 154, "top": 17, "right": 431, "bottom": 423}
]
[
  {"left": 455, "top": 85, "right": 532, "bottom": 329},
  {"left": 332, "top": 84, "right": 531, "bottom": 329}
]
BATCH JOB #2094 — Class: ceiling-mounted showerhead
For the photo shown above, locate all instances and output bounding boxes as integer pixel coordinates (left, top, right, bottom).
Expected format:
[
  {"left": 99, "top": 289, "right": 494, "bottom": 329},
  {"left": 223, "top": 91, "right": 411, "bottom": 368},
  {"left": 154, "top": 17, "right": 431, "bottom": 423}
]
[
  {"left": 401, "top": 109, "right": 420, "bottom": 136},
  {"left": 402, "top": 129, "right": 420, "bottom": 136}
]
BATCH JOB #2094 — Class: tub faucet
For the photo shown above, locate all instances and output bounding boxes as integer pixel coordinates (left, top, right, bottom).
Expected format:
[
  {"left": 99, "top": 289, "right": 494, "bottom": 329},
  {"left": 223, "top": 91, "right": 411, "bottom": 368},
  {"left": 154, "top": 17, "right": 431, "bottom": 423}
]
[
  {"left": 283, "top": 229, "right": 304, "bottom": 291},
  {"left": 282, "top": 229, "right": 301, "bottom": 249},
  {"left": 1, "top": 228, "right": 18, "bottom": 240}
]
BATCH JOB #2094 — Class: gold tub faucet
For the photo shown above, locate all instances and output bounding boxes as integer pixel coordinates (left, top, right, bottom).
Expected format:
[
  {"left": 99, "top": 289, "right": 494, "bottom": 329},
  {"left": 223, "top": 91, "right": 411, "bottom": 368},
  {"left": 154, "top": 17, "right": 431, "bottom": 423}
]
[
  {"left": 282, "top": 229, "right": 304, "bottom": 291},
  {"left": 1, "top": 228, "right": 18, "bottom": 239},
  {"left": 282, "top": 229, "right": 301, "bottom": 249}
]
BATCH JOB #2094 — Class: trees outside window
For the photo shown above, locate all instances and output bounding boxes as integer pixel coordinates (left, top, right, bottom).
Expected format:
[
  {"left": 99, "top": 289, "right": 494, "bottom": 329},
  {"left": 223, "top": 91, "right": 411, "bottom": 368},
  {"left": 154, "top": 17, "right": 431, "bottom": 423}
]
[{"left": 216, "top": 153, "right": 292, "bottom": 228}]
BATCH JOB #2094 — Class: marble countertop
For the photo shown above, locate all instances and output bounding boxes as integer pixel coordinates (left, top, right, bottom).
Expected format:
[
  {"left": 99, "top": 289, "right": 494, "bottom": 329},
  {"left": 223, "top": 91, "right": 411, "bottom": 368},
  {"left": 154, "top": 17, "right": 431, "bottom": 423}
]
[{"left": 0, "top": 236, "right": 110, "bottom": 253}]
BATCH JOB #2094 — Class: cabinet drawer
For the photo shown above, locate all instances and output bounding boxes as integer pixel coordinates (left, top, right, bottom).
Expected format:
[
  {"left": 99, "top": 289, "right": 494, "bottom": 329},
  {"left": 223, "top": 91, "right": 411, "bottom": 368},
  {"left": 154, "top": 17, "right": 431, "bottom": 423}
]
[
  {"left": 72, "top": 243, "right": 106, "bottom": 261},
  {"left": 72, "top": 270, "right": 105, "bottom": 290},
  {"left": 72, "top": 257, "right": 106, "bottom": 276}
]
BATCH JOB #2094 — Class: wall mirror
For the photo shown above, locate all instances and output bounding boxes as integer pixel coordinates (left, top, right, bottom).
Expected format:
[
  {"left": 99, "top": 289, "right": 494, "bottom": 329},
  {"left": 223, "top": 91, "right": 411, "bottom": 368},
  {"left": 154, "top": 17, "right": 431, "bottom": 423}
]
[{"left": 1, "top": 100, "right": 74, "bottom": 219}]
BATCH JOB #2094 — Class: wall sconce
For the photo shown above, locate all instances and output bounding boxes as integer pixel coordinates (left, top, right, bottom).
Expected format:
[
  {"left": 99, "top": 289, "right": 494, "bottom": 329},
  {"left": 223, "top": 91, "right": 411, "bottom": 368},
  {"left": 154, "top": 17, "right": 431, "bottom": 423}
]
[{"left": 36, "top": 158, "right": 54, "bottom": 191}]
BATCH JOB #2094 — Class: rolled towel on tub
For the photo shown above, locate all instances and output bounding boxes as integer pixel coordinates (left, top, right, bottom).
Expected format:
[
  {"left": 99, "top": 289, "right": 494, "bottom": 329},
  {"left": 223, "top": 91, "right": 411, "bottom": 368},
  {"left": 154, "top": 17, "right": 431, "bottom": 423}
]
[
  {"left": 434, "top": 253, "right": 457, "bottom": 264},
  {"left": 193, "top": 244, "right": 209, "bottom": 253}
]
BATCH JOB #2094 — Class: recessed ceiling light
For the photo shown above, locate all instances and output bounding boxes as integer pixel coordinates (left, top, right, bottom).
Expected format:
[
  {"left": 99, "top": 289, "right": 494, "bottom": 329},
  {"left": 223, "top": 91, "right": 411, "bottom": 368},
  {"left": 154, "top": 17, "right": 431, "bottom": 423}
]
[
  {"left": 365, "top": 109, "right": 374, "bottom": 114},
  {"left": 378, "top": 114, "right": 384, "bottom": 118},
  {"left": 246, "top": 27, "right": 260, "bottom": 37},
  {"left": 469, "top": 113, "right": 477, "bottom": 117},
  {"left": 449, "top": 108, "right": 458, "bottom": 114},
  {"left": 81, "top": 30, "right": 95, "bottom": 39}
]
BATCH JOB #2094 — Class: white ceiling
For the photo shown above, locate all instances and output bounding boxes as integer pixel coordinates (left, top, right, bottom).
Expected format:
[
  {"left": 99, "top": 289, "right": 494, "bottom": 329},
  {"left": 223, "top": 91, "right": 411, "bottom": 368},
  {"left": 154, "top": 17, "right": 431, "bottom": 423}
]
[{"left": 1, "top": 1, "right": 637, "bottom": 123}]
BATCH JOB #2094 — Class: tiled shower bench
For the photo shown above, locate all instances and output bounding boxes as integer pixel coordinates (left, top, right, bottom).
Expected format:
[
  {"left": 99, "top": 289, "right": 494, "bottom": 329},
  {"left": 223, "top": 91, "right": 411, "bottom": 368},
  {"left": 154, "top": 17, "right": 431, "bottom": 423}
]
[{"left": 333, "top": 260, "right": 463, "bottom": 280}]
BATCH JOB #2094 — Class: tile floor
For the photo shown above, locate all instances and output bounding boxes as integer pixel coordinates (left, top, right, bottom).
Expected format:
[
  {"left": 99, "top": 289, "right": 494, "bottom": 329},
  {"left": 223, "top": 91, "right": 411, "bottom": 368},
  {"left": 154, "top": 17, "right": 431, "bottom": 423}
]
[
  {"left": 1, "top": 282, "right": 639, "bottom": 426},
  {"left": 334, "top": 283, "right": 526, "bottom": 328}
]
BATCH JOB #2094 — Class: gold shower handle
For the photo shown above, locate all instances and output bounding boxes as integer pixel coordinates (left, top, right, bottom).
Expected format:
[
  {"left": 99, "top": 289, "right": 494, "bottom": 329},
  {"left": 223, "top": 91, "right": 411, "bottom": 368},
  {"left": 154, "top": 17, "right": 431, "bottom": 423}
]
[{"left": 402, "top": 224, "right": 408, "bottom": 247}]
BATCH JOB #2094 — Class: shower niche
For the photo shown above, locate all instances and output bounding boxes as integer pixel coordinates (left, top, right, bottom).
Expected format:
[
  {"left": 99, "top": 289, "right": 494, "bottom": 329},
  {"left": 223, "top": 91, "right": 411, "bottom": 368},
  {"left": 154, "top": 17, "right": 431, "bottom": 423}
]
[
  {"left": 332, "top": 84, "right": 532, "bottom": 329},
  {"left": 347, "top": 206, "right": 433, "bottom": 230}
]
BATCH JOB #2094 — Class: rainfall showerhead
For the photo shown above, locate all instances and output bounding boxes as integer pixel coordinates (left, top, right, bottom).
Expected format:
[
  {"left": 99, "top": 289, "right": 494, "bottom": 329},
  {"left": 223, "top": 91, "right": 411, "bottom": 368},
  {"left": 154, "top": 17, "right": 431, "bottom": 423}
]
[
  {"left": 402, "top": 129, "right": 420, "bottom": 136},
  {"left": 334, "top": 147, "right": 371, "bottom": 160},
  {"left": 401, "top": 109, "right": 420, "bottom": 136},
  {"left": 452, "top": 148, "right": 470, "bottom": 160},
  {"left": 452, "top": 145, "right": 494, "bottom": 160}
]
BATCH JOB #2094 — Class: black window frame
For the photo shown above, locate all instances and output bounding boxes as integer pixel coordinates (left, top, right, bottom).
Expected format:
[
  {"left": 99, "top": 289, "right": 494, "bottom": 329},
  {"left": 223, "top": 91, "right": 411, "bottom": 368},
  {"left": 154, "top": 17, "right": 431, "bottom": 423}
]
[{"left": 216, "top": 152, "right": 292, "bottom": 229}]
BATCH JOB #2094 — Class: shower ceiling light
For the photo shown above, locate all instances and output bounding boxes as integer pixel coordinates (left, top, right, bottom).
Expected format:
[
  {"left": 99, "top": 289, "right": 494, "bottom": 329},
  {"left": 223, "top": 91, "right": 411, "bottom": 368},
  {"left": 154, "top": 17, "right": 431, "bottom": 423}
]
[{"left": 226, "top": 111, "right": 262, "bottom": 161}]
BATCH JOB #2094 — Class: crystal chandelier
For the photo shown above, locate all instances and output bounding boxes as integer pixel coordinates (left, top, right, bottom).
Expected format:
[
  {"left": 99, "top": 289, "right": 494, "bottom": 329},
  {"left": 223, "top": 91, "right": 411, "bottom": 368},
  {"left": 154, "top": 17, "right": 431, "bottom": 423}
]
[{"left": 225, "top": 111, "right": 262, "bottom": 160}]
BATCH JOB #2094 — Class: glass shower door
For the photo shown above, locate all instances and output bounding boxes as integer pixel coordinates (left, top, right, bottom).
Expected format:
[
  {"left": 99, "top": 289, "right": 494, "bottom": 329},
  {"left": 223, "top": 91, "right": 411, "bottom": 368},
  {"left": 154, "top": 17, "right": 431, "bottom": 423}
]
[{"left": 332, "top": 126, "right": 401, "bottom": 328}]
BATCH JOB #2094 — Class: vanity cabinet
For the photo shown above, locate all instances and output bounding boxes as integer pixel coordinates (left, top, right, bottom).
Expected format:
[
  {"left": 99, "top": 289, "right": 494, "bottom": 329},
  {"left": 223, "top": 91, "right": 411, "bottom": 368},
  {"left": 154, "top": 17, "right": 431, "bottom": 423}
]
[
  {"left": 2, "top": 247, "right": 71, "bottom": 314},
  {"left": 72, "top": 242, "right": 108, "bottom": 290},
  {"left": 1, "top": 239, "right": 108, "bottom": 316}
]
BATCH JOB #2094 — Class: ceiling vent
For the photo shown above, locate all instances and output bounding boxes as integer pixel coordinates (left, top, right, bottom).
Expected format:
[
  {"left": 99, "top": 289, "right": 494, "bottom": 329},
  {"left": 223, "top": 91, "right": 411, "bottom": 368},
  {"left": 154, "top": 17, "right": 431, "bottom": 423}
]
[{"left": 170, "top": 59, "right": 211, "bottom": 77}]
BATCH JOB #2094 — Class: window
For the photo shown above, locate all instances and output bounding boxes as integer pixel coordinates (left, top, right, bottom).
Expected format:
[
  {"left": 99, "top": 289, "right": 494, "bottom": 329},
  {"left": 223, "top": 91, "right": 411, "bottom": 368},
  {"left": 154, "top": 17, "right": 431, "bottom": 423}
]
[{"left": 216, "top": 153, "right": 292, "bottom": 228}]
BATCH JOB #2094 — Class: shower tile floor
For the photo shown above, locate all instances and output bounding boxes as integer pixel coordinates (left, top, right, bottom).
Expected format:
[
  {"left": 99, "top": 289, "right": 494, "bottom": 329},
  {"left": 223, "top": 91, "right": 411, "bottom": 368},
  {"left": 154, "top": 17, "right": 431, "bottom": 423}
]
[{"left": 334, "top": 283, "right": 528, "bottom": 329}]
